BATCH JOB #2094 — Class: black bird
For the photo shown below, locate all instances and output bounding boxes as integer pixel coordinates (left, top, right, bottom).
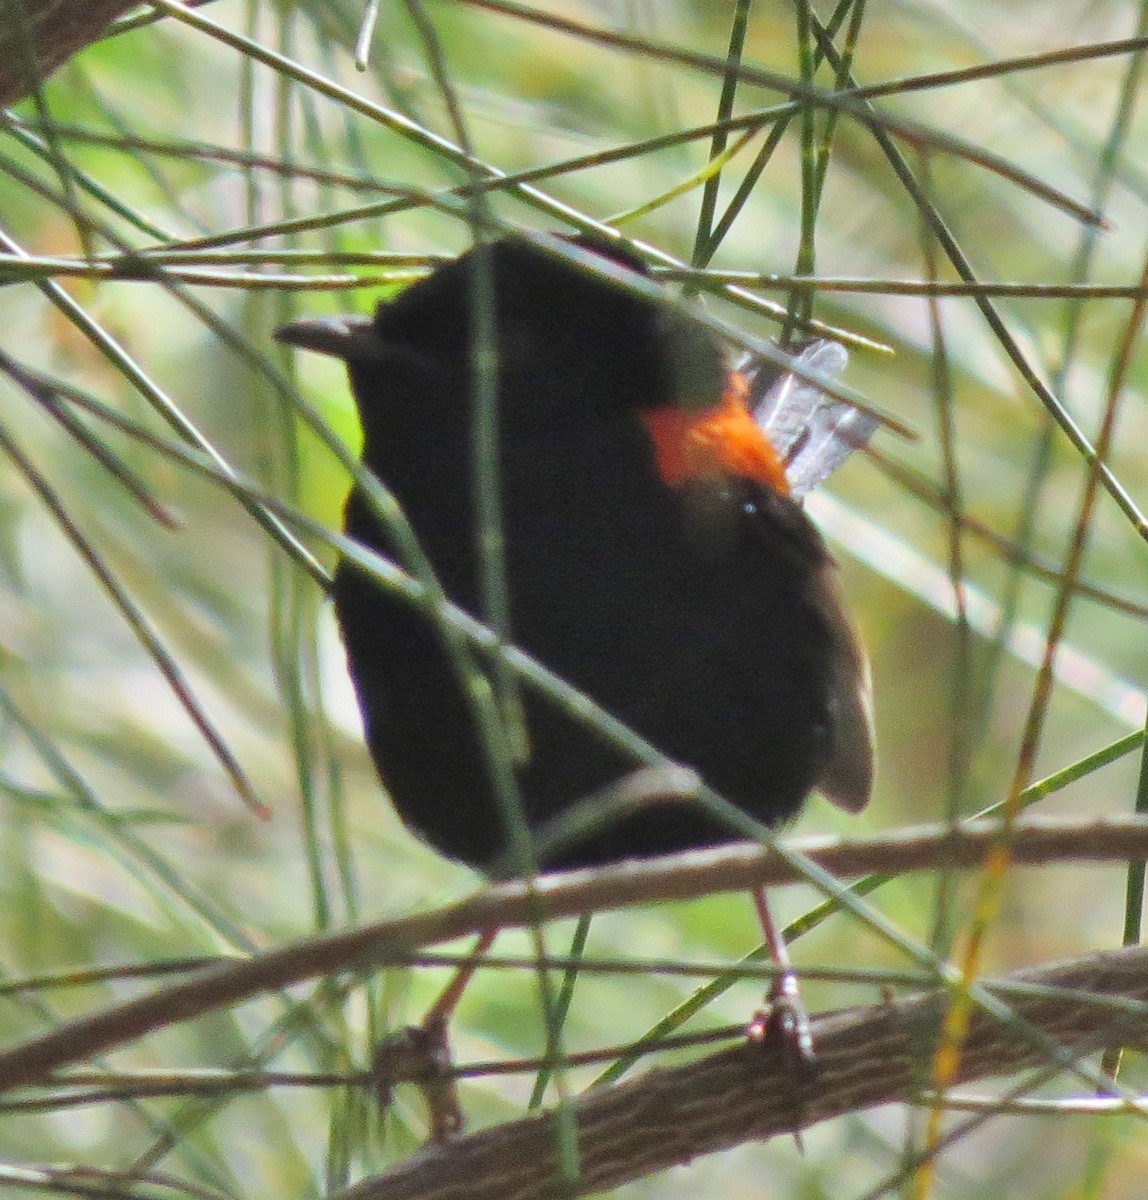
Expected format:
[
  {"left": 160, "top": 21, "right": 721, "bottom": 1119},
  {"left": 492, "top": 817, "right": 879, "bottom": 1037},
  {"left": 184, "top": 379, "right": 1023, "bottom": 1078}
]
[
  {"left": 278, "top": 234, "right": 873, "bottom": 866},
  {"left": 276, "top": 235, "right": 876, "bottom": 1106}
]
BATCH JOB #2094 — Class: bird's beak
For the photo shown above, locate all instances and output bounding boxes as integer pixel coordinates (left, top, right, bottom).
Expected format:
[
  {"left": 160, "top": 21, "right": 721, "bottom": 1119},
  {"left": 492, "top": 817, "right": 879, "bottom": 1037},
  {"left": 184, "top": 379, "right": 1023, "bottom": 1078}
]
[{"left": 274, "top": 314, "right": 380, "bottom": 362}]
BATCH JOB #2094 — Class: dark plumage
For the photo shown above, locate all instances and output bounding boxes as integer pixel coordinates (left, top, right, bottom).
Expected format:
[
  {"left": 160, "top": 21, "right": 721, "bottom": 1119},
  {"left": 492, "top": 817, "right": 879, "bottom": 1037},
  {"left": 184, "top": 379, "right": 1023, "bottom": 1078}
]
[{"left": 277, "top": 235, "right": 874, "bottom": 877}]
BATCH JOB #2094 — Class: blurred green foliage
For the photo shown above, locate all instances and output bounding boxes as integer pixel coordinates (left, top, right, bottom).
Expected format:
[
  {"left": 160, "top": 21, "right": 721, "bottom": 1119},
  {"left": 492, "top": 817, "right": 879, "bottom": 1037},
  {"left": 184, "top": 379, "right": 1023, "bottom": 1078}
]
[{"left": 1, "top": 2, "right": 1148, "bottom": 1198}]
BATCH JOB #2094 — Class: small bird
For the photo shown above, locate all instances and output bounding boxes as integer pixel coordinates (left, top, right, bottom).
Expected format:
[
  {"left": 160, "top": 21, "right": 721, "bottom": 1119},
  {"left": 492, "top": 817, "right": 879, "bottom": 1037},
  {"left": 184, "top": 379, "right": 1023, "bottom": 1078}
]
[
  {"left": 276, "top": 233, "right": 875, "bottom": 1093},
  {"left": 278, "top": 234, "right": 873, "bottom": 861}
]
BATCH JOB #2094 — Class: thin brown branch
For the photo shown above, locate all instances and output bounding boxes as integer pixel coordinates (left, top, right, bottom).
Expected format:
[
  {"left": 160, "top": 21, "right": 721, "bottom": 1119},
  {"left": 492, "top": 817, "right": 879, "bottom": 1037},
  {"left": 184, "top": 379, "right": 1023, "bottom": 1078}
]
[
  {"left": 0, "top": 3, "right": 223, "bottom": 106},
  {"left": 339, "top": 946, "right": 1148, "bottom": 1200},
  {"left": 0, "top": 815, "right": 1144, "bottom": 1092},
  {"left": 0, "top": 2, "right": 134, "bottom": 107}
]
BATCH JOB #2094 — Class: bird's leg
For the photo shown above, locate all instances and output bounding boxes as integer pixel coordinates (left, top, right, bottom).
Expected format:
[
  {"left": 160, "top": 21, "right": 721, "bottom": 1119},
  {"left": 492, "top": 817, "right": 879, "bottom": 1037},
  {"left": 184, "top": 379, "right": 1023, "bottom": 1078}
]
[
  {"left": 371, "top": 927, "right": 498, "bottom": 1142},
  {"left": 423, "top": 926, "right": 498, "bottom": 1029},
  {"left": 371, "top": 1016, "right": 461, "bottom": 1142},
  {"left": 745, "top": 887, "right": 814, "bottom": 1068}
]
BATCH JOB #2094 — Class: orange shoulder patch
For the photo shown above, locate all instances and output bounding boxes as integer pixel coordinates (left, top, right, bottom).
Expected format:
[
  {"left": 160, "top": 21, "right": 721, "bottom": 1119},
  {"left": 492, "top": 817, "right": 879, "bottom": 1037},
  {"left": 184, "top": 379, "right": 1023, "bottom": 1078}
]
[{"left": 639, "top": 371, "right": 790, "bottom": 495}]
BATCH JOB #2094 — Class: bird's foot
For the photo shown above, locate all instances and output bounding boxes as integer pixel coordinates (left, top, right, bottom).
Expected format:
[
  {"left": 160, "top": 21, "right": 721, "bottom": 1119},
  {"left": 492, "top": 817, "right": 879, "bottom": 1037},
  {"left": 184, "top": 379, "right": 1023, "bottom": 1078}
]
[
  {"left": 371, "top": 1014, "right": 463, "bottom": 1142},
  {"left": 746, "top": 990, "right": 815, "bottom": 1072}
]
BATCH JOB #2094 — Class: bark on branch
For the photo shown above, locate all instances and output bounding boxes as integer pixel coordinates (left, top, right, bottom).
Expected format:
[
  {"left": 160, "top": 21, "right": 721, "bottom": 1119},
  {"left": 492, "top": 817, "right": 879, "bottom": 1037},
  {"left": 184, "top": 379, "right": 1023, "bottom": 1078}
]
[
  {"left": 0, "top": 814, "right": 1145, "bottom": 1092},
  {"left": 341, "top": 946, "right": 1148, "bottom": 1200},
  {"left": 0, "top": 2, "right": 137, "bottom": 107}
]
